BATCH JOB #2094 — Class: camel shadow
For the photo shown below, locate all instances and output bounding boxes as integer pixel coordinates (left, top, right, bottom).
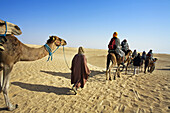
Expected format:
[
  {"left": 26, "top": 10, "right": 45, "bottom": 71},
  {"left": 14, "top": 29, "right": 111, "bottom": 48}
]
[
  {"left": 12, "top": 82, "right": 73, "bottom": 95},
  {"left": 40, "top": 70, "right": 71, "bottom": 79},
  {"left": 0, "top": 107, "right": 8, "bottom": 111},
  {"left": 90, "top": 70, "right": 105, "bottom": 77},
  {"left": 157, "top": 68, "right": 170, "bottom": 71}
]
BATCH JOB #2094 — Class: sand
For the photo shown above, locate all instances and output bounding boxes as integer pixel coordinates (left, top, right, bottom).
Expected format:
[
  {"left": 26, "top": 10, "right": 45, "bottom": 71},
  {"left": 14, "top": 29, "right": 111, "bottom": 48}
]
[{"left": 0, "top": 45, "right": 170, "bottom": 113}]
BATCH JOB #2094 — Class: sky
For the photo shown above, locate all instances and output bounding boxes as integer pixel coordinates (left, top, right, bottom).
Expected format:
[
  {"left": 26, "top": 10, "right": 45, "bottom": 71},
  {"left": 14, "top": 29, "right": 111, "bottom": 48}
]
[{"left": 1, "top": 0, "right": 170, "bottom": 54}]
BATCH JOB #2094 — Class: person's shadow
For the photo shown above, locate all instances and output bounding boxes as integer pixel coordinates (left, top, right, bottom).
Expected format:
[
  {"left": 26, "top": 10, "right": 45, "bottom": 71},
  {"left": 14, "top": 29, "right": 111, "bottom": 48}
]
[
  {"left": 40, "top": 70, "right": 71, "bottom": 79},
  {"left": 11, "top": 82, "right": 73, "bottom": 95}
]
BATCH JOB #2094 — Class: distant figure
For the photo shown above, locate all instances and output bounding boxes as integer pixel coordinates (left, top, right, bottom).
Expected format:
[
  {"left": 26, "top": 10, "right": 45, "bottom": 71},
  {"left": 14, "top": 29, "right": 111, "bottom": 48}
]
[
  {"left": 146, "top": 49, "right": 153, "bottom": 60},
  {"left": 133, "top": 53, "right": 141, "bottom": 75},
  {"left": 107, "top": 32, "right": 125, "bottom": 65},
  {"left": 141, "top": 51, "right": 146, "bottom": 60},
  {"left": 71, "top": 46, "right": 91, "bottom": 95},
  {"left": 121, "top": 39, "right": 129, "bottom": 55},
  {"left": 132, "top": 49, "right": 137, "bottom": 58}
]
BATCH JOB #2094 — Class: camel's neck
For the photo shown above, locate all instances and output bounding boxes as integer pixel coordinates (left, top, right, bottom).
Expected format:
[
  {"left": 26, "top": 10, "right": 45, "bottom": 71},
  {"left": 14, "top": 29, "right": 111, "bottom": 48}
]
[{"left": 20, "top": 43, "right": 55, "bottom": 61}]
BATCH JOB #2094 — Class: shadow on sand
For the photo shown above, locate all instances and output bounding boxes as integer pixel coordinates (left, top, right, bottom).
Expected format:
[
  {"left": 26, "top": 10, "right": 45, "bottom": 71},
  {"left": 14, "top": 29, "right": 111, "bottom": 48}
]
[
  {"left": 90, "top": 70, "right": 105, "bottom": 77},
  {"left": 157, "top": 68, "right": 170, "bottom": 71},
  {"left": 12, "top": 82, "right": 73, "bottom": 95},
  {"left": 40, "top": 70, "right": 71, "bottom": 79},
  {"left": 0, "top": 107, "right": 8, "bottom": 111},
  {"left": 40, "top": 70, "right": 106, "bottom": 78}
]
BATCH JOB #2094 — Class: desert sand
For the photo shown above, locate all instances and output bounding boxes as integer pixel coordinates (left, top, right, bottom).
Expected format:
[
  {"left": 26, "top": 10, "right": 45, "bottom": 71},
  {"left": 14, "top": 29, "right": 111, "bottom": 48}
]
[{"left": 0, "top": 45, "right": 170, "bottom": 113}]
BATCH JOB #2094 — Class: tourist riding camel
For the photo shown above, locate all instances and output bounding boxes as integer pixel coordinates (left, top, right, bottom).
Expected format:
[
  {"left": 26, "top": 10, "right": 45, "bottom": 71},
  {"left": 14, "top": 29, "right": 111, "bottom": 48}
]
[
  {"left": 106, "top": 32, "right": 128, "bottom": 80},
  {"left": 147, "top": 49, "right": 154, "bottom": 60},
  {"left": 107, "top": 32, "right": 125, "bottom": 67},
  {"left": 121, "top": 39, "right": 129, "bottom": 55},
  {"left": 132, "top": 49, "right": 137, "bottom": 58},
  {"left": 142, "top": 51, "right": 146, "bottom": 60}
]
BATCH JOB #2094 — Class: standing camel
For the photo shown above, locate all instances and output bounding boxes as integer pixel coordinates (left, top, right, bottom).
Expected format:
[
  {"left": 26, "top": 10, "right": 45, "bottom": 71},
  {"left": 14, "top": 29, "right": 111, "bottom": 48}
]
[
  {"left": 0, "top": 34, "right": 67, "bottom": 110},
  {"left": 106, "top": 50, "right": 132, "bottom": 80}
]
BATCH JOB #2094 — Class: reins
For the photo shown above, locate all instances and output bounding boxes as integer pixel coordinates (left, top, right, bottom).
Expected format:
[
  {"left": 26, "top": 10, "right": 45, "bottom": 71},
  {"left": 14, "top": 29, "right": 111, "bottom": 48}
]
[
  {"left": 44, "top": 44, "right": 70, "bottom": 70},
  {"left": 44, "top": 44, "right": 60, "bottom": 61},
  {"left": 62, "top": 46, "right": 70, "bottom": 70}
]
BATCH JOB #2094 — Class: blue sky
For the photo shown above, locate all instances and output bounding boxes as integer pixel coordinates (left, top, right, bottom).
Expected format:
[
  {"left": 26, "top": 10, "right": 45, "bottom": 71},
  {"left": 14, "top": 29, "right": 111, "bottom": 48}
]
[{"left": 1, "top": 0, "right": 170, "bottom": 54}]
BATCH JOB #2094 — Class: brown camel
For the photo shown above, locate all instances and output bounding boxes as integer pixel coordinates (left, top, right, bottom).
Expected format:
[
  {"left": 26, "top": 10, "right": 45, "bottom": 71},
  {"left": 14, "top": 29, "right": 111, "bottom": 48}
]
[
  {"left": 0, "top": 34, "right": 67, "bottom": 111},
  {"left": 106, "top": 50, "right": 132, "bottom": 80},
  {"left": 0, "top": 19, "right": 22, "bottom": 35},
  {"left": 144, "top": 57, "right": 158, "bottom": 73}
]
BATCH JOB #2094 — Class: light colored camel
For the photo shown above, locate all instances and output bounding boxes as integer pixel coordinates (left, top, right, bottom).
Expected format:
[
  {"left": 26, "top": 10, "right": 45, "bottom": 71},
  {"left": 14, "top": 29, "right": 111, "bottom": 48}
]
[
  {"left": 0, "top": 34, "right": 67, "bottom": 111},
  {"left": 106, "top": 50, "right": 132, "bottom": 80},
  {"left": 0, "top": 19, "right": 22, "bottom": 35}
]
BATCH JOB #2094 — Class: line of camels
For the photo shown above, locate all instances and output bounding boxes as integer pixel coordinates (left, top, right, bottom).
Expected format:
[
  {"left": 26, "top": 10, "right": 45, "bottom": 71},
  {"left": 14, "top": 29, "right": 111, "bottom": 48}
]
[{"left": 0, "top": 19, "right": 157, "bottom": 111}]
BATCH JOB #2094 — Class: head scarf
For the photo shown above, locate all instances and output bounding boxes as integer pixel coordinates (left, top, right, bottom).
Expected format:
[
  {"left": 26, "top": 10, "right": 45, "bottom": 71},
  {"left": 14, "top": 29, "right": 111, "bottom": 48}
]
[
  {"left": 113, "top": 32, "right": 118, "bottom": 38},
  {"left": 78, "top": 46, "right": 84, "bottom": 54}
]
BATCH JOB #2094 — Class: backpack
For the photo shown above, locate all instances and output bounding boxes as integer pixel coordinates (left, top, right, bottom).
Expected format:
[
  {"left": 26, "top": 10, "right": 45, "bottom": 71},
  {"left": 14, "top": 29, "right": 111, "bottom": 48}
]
[{"left": 108, "top": 38, "right": 115, "bottom": 50}]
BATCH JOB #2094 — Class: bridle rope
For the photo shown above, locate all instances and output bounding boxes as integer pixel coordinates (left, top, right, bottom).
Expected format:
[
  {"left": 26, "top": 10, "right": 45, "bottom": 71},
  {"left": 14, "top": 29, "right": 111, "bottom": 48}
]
[
  {"left": 44, "top": 44, "right": 60, "bottom": 61},
  {"left": 0, "top": 21, "right": 7, "bottom": 37}
]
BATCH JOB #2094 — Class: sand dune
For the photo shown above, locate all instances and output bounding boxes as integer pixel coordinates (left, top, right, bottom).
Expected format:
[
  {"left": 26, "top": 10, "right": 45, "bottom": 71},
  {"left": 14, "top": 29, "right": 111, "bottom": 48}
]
[{"left": 0, "top": 45, "right": 170, "bottom": 113}]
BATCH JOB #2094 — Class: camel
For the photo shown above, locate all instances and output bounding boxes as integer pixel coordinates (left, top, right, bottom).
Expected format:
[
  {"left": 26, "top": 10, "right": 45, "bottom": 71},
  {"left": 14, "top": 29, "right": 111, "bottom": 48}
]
[
  {"left": 106, "top": 50, "right": 132, "bottom": 80},
  {"left": 0, "top": 19, "right": 22, "bottom": 36},
  {"left": 144, "top": 57, "right": 158, "bottom": 73},
  {"left": 120, "top": 50, "right": 132, "bottom": 74},
  {"left": 0, "top": 34, "right": 67, "bottom": 111}
]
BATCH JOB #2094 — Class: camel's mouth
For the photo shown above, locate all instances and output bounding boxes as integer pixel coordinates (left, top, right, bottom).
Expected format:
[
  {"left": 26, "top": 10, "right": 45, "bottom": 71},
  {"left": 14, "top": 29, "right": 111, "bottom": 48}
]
[
  {"left": 55, "top": 39, "right": 67, "bottom": 46},
  {"left": 7, "top": 22, "right": 22, "bottom": 35}
]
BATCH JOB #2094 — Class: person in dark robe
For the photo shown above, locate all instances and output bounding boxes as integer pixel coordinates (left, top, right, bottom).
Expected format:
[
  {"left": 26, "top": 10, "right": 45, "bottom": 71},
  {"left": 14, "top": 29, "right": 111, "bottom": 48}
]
[{"left": 71, "top": 46, "right": 91, "bottom": 95}]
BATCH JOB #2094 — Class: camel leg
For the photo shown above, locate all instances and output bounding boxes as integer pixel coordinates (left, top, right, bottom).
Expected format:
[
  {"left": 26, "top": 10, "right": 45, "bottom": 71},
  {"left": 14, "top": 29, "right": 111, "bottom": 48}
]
[
  {"left": 106, "top": 70, "right": 108, "bottom": 80},
  {"left": 106, "top": 54, "right": 111, "bottom": 80},
  {"left": 0, "top": 63, "right": 3, "bottom": 92},
  {"left": 120, "top": 64, "right": 125, "bottom": 72},
  {"left": 144, "top": 64, "right": 147, "bottom": 74},
  {"left": 2, "top": 64, "right": 17, "bottom": 111},
  {"left": 0, "top": 70, "right": 3, "bottom": 93},
  {"left": 125, "top": 62, "right": 129, "bottom": 75},
  {"left": 114, "top": 69, "right": 117, "bottom": 80},
  {"left": 117, "top": 65, "right": 121, "bottom": 78},
  {"left": 108, "top": 64, "right": 114, "bottom": 80},
  {"left": 147, "top": 66, "right": 150, "bottom": 72}
]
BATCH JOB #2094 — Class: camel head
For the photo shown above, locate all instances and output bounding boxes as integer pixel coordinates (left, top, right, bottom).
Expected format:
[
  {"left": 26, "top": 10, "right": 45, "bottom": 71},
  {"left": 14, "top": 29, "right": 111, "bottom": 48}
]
[
  {"left": 0, "top": 19, "right": 22, "bottom": 36},
  {"left": 153, "top": 58, "right": 158, "bottom": 62},
  {"left": 47, "top": 36, "right": 67, "bottom": 46}
]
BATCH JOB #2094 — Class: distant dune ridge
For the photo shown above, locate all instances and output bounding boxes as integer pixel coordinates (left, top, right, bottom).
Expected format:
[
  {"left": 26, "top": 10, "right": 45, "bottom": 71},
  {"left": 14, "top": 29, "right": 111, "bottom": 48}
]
[{"left": 0, "top": 44, "right": 170, "bottom": 113}]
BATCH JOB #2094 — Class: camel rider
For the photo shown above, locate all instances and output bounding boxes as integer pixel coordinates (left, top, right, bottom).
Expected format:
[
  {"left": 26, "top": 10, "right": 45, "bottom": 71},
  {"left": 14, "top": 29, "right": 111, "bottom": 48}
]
[
  {"left": 142, "top": 51, "right": 146, "bottom": 60},
  {"left": 132, "top": 49, "right": 137, "bottom": 58},
  {"left": 107, "top": 32, "right": 125, "bottom": 64},
  {"left": 121, "top": 39, "right": 129, "bottom": 55},
  {"left": 147, "top": 49, "right": 153, "bottom": 60}
]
